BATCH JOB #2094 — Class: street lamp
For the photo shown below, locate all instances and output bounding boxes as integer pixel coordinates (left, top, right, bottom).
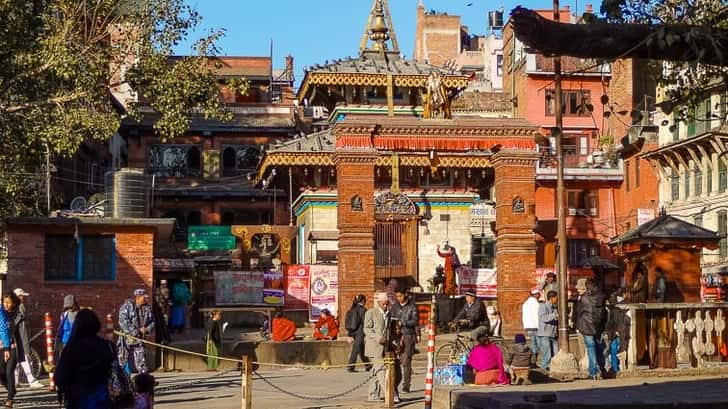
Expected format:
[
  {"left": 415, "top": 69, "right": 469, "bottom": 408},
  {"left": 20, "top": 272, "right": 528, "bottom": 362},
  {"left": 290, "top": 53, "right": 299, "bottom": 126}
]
[{"left": 548, "top": 0, "right": 580, "bottom": 377}]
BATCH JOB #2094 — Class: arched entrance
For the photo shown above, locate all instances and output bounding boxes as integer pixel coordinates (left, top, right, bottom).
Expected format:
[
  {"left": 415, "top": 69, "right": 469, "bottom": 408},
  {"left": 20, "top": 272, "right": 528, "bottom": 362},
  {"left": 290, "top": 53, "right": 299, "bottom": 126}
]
[{"left": 374, "top": 191, "right": 420, "bottom": 287}]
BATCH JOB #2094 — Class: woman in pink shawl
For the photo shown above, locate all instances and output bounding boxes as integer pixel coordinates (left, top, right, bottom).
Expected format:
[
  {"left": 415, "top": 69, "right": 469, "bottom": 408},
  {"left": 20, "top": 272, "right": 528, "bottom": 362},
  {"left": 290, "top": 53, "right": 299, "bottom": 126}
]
[{"left": 466, "top": 326, "right": 508, "bottom": 385}]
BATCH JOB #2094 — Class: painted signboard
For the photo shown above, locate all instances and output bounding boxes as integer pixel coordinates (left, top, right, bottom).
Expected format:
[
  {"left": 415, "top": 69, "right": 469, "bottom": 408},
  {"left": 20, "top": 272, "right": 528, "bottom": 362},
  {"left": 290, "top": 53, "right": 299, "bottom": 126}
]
[
  {"left": 457, "top": 267, "right": 497, "bottom": 299},
  {"left": 263, "top": 269, "right": 285, "bottom": 306},
  {"left": 188, "top": 225, "right": 236, "bottom": 251},
  {"left": 285, "top": 265, "right": 310, "bottom": 310},
  {"left": 214, "top": 271, "right": 264, "bottom": 305},
  {"left": 308, "top": 265, "right": 338, "bottom": 322}
]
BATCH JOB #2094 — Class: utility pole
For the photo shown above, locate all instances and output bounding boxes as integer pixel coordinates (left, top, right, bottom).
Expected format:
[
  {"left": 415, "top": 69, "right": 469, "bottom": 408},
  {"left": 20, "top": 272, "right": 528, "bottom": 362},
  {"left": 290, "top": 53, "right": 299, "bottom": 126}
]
[
  {"left": 549, "top": 0, "right": 580, "bottom": 377},
  {"left": 45, "top": 142, "right": 51, "bottom": 216}
]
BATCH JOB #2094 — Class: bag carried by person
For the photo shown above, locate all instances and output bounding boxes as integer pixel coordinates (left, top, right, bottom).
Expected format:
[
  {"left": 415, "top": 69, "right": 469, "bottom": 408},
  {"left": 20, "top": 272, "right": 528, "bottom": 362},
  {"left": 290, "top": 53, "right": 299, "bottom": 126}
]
[
  {"left": 107, "top": 343, "right": 134, "bottom": 408},
  {"left": 344, "top": 308, "right": 360, "bottom": 333}
]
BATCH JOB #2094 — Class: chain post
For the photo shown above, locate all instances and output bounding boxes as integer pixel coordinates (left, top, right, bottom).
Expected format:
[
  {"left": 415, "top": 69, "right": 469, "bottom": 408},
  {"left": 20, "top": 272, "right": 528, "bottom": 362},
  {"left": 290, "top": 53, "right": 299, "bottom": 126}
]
[
  {"left": 242, "top": 355, "right": 252, "bottom": 409},
  {"left": 384, "top": 352, "right": 395, "bottom": 407}
]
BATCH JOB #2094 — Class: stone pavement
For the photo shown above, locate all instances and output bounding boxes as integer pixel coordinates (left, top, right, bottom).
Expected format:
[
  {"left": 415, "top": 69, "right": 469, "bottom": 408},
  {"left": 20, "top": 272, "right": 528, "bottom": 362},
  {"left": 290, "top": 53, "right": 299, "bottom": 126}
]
[
  {"left": 436, "top": 375, "right": 728, "bottom": 409},
  {"left": 10, "top": 368, "right": 728, "bottom": 409}
]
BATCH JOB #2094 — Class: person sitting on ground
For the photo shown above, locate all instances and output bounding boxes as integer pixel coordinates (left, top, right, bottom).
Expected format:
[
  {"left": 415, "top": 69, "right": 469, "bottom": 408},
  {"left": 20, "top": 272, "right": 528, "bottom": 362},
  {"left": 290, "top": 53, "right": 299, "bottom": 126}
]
[
  {"left": 466, "top": 326, "right": 508, "bottom": 386},
  {"left": 507, "top": 334, "right": 533, "bottom": 385},
  {"left": 271, "top": 312, "right": 297, "bottom": 342},
  {"left": 313, "top": 309, "right": 339, "bottom": 340},
  {"left": 133, "top": 373, "right": 155, "bottom": 409}
]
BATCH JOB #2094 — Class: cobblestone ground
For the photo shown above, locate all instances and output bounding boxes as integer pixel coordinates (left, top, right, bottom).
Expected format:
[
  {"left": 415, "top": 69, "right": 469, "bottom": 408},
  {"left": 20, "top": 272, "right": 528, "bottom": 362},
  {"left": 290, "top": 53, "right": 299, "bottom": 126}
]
[{"left": 10, "top": 369, "right": 728, "bottom": 408}]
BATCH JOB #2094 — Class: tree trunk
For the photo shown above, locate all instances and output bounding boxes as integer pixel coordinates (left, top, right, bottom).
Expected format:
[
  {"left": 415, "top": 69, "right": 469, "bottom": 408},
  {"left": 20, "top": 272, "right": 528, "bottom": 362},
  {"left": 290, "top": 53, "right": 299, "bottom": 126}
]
[{"left": 510, "top": 7, "right": 728, "bottom": 66}]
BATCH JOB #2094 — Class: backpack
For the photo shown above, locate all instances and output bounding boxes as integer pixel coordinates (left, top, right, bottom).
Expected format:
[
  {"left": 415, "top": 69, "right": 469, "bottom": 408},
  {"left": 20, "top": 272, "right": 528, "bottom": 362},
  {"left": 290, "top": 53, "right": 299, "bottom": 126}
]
[{"left": 344, "top": 307, "right": 361, "bottom": 333}]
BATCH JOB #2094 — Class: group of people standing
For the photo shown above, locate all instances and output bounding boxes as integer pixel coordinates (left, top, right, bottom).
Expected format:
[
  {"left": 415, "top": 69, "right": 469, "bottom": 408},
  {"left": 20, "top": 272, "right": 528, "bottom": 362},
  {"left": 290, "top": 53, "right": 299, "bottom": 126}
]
[
  {"left": 521, "top": 276, "right": 631, "bottom": 379},
  {"left": 343, "top": 289, "right": 419, "bottom": 404},
  {"left": 53, "top": 289, "right": 156, "bottom": 409}
]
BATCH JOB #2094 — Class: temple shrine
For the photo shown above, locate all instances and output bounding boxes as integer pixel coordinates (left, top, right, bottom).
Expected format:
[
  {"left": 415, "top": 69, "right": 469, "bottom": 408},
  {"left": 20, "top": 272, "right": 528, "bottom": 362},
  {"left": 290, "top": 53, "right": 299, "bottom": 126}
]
[{"left": 256, "top": 0, "right": 540, "bottom": 334}]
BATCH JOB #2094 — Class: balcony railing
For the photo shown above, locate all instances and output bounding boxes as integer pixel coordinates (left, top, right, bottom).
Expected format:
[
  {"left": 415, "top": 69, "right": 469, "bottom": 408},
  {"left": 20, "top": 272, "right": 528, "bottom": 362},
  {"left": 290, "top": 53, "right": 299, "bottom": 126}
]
[
  {"left": 148, "top": 166, "right": 202, "bottom": 178},
  {"left": 537, "top": 146, "right": 623, "bottom": 180}
]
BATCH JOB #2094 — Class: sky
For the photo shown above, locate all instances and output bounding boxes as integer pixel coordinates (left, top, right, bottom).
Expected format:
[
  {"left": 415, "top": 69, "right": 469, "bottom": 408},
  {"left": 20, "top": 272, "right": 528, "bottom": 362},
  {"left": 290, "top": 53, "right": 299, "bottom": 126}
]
[{"left": 177, "top": 0, "right": 602, "bottom": 88}]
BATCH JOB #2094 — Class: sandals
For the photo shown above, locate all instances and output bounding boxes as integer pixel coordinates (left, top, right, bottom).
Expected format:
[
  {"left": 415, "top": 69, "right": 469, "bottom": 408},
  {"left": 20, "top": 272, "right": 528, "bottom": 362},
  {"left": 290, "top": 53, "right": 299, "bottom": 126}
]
[{"left": 4, "top": 399, "right": 12, "bottom": 408}]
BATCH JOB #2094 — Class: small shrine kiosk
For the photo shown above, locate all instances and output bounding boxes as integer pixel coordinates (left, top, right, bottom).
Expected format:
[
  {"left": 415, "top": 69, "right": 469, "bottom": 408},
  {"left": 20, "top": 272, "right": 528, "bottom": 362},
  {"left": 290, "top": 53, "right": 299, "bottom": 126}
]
[{"left": 610, "top": 211, "right": 720, "bottom": 302}]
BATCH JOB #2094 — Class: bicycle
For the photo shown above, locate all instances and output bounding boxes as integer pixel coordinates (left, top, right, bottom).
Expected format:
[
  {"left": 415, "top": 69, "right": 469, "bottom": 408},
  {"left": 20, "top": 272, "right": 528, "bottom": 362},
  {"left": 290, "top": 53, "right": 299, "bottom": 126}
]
[
  {"left": 17, "top": 329, "right": 44, "bottom": 384},
  {"left": 435, "top": 332, "right": 510, "bottom": 367}
]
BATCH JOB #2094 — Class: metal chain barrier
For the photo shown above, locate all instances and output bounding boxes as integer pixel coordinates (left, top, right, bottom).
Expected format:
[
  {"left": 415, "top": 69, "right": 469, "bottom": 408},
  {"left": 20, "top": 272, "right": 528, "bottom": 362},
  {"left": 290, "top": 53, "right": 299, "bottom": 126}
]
[
  {"left": 252, "top": 364, "right": 387, "bottom": 401},
  {"left": 155, "top": 368, "right": 239, "bottom": 394}
]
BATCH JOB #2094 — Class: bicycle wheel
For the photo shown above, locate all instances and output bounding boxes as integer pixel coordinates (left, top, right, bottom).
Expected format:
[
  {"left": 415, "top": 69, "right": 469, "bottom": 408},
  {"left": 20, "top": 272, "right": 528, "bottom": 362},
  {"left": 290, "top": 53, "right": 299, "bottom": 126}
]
[
  {"left": 435, "top": 343, "right": 459, "bottom": 367},
  {"left": 28, "top": 348, "right": 43, "bottom": 378}
]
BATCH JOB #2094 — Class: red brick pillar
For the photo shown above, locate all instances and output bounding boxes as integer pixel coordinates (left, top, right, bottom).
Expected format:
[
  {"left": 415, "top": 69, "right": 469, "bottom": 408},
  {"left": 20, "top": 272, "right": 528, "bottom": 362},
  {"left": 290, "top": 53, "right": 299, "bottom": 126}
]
[
  {"left": 492, "top": 149, "right": 538, "bottom": 336},
  {"left": 333, "top": 149, "right": 378, "bottom": 316}
]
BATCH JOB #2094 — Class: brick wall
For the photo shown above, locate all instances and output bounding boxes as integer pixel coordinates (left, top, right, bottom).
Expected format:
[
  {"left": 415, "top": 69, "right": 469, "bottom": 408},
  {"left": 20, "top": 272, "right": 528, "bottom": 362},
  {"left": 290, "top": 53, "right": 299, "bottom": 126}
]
[
  {"left": 335, "top": 151, "right": 377, "bottom": 313},
  {"left": 492, "top": 150, "right": 538, "bottom": 336},
  {"left": 6, "top": 224, "right": 154, "bottom": 334},
  {"left": 413, "top": 4, "right": 461, "bottom": 67}
]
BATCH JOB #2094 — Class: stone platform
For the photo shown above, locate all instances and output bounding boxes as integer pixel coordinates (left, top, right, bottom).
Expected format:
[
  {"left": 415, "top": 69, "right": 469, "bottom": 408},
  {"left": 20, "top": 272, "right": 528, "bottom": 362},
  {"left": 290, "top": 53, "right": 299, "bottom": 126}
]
[{"left": 433, "top": 375, "right": 728, "bottom": 409}]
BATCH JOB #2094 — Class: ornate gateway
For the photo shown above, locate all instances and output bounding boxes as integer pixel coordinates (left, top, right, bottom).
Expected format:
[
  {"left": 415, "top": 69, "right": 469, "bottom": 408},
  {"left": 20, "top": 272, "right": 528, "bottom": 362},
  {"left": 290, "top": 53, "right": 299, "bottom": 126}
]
[{"left": 374, "top": 191, "right": 418, "bottom": 216}]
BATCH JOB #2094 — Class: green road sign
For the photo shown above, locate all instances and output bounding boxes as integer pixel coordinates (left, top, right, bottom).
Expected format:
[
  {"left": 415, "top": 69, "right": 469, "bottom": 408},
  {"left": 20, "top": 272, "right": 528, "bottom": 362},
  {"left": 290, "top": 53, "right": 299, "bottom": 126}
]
[{"left": 188, "top": 225, "right": 236, "bottom": 250}]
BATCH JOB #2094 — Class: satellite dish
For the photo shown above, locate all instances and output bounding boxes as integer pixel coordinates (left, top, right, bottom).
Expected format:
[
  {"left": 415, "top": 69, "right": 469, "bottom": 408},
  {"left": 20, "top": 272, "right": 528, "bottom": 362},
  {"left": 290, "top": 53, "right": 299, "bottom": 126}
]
[{"left": 69, "top": 196, "right": 87, "bottom": 212}]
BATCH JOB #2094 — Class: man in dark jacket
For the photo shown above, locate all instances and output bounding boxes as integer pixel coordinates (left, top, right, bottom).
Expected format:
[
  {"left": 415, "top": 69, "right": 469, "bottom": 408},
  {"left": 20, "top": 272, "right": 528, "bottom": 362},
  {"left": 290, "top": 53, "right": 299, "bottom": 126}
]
[
  {"left": 451, "top": 291, "right": 489, "bottom": 332},
  {"left": 574, "top": 279, "right": 606, "bottom": 379},
  {"left": 346, "top": 294, "right": 371, "bottom": 373},
  {"left": 394, "top": 289, "right": 419, "bottom": 393},
  {"left": 13, "top": 289, "right": 43, "bottom": 388}
]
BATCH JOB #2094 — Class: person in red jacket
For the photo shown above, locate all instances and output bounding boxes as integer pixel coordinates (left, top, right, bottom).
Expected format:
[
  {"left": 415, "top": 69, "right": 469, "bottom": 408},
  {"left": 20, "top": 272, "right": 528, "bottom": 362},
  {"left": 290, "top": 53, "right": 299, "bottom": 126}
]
[
  {"left": 271, "top": 312, "right": 296, "bottom": 342},
  {"left": 313, "top": 309, "right": 339, "bottom": 340}
]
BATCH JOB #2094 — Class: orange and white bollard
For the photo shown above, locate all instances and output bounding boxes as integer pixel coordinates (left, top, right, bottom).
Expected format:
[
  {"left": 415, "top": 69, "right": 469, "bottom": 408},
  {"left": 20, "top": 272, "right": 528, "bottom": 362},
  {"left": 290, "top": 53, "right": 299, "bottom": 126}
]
[
  {"left": 105, "top": 314, "right": 114, "bottom": 341},
  {"left": 44, "top": 312, "right": 55, "bottom": 391},
  {"left": 424, "top": 294, "right": 437, "bottom": 409}
]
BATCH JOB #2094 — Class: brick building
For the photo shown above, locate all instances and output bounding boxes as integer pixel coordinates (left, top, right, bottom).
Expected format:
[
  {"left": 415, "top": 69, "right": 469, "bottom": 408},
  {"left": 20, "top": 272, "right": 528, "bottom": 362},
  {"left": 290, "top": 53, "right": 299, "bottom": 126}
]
[
  {"left": 258, "top": 0, "right": 541, "bottom": 334},
  {"left": 116, "top": 54, "right": 298, "bottom": 312},
  {"left": 502, "top": 6, "right": 626, "bottom": 292},
  {"left": 5, "top": 217, "right": 173, "bottom": 333}
]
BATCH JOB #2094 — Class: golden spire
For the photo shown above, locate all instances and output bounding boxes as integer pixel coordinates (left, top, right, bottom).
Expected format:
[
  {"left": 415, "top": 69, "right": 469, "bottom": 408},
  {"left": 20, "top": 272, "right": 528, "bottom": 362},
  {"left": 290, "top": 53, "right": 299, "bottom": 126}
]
[{"left": 359, "top": 0, "right": 400, "bottom": 54}]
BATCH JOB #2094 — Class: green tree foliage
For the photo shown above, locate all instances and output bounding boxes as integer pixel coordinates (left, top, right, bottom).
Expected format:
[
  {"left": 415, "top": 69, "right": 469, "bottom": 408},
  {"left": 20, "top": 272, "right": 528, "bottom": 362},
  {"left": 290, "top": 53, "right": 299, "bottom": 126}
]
[
  {"left": 600, "top": 0, "right": 728, "bottom": 113},
  {"left": 0, "top": 0, "right": 246, "bottom": 225}
]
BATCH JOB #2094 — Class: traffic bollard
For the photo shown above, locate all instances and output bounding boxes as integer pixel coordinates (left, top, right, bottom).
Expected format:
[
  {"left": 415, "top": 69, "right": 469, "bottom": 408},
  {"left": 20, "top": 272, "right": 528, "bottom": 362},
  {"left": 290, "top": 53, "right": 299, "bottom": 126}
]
[
  {"left": 384, "top": 352, "right": 395, "bottom": 408},
  {"left": 44, "top": 312, "right": 55, "bottom": 391},
  {"left": 424, "top": 293, "right": 437, "bottom": 409}
]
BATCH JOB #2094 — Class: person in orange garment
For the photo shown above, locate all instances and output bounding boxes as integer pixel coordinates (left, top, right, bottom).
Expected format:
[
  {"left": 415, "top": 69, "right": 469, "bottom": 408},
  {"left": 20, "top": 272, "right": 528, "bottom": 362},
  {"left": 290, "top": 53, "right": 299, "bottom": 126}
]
[
  {"left": 271, "top": 311, "right": 296, "bottom": 342},
  {"left": 313, "top": 309, "right": 339, "bottom": 340}
]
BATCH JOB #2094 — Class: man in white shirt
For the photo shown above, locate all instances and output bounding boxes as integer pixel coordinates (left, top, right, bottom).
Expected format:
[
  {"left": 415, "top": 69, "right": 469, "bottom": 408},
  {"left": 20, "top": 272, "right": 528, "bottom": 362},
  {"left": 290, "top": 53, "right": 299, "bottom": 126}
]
[{"left": 521, "top": 288, "right": 541, "bottom": 357}]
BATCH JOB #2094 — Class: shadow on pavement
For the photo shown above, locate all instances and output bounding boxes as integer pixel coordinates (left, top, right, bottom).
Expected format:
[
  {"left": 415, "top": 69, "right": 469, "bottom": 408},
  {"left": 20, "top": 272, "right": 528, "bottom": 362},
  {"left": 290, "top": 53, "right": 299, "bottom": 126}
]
[{"left": 453, "top": 377, "right": 728, "bottom": 409}]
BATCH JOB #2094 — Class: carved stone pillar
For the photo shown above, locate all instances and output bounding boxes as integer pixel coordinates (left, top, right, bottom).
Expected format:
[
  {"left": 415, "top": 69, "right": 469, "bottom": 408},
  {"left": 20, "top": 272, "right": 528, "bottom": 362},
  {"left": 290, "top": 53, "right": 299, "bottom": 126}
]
[
  {"left": 334, "top": 149, "right": 378, "bottom": 314},
  {"left": 492, "top": 149, "right": 538, "bottom": 336}
]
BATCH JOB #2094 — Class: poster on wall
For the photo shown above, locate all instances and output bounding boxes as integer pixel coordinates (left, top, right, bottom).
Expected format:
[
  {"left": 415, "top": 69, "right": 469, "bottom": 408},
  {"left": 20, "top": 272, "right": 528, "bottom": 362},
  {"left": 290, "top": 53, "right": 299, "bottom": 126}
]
[
  {"left": 309, "top": 265, "right": 338, "bottom": 322},
  {"left": 263, "top": 269, "right": 285, "bottom": 306},
  {"left": 457, "top": 267, "right": 497, "bottom": 299},
  {"left": 214, "top": 271, "right": 264, "bottom": 305},
  {"left": 285, "top": 265, "right": 310, "bottom": 310}
]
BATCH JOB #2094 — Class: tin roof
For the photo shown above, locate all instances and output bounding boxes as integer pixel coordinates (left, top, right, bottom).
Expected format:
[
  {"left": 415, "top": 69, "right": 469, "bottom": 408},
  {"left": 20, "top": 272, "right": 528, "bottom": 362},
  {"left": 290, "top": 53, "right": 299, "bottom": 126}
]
[{"left": 610, "top": 213, "right": 720, "bottom": 245}]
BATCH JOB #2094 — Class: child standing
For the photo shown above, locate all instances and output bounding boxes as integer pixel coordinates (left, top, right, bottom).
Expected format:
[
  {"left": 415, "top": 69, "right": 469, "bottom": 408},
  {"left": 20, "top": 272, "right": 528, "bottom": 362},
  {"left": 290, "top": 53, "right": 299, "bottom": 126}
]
[{"left": 133, "top": 373, "right": 155, "bottom": 409}]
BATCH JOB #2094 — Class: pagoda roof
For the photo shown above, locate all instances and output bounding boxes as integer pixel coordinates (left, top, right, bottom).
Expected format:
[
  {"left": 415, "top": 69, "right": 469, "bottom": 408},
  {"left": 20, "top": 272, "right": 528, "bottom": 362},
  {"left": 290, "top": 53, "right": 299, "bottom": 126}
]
[
  {"left": 610, "top": 213, "right": 720, "bottom": 246},
  {"left": 298, "top": 52, "right": 468, "bottom": 101},
  {"left": 255, "top": 115, "right": 538, "bottom": 182}
]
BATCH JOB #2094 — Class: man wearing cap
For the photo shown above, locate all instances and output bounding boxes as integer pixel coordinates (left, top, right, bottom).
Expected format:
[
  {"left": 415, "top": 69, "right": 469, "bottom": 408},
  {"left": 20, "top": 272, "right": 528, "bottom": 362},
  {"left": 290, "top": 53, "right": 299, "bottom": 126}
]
[
  {"left": 13, "top": 289, "right": 43, "bottom": 388},
  {"left": 365, "top": 292, "right": 394, "bottom": 403},
  {"left": 57, "top": 294, "right": 79, "bottom": 349},
  {"left": 118, "top": 289, "right": 154, "bottom": 374},
  {"left": 521, "top": 289, "right": 541, "bottom": 357},
  {"left": 574, "top": 279, "right": 606, "bottom": 379},
  {"left": 451, "top": 291, "right": 489, "bottom": 332}
]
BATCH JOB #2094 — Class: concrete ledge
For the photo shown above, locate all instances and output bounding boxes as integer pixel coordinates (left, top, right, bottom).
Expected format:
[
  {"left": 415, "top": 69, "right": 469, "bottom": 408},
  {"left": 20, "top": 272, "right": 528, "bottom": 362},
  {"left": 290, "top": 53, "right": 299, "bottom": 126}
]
[{"left": 157, "top": 339, "right": 354, "bottom": 372}]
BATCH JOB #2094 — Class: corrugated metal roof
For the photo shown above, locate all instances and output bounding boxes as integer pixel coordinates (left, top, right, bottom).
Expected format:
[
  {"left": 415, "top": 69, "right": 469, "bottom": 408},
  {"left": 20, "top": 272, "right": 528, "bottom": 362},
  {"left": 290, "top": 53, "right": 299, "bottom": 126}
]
[{"left": 610, "top": 213, "right": 720, "bottom": 245}]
